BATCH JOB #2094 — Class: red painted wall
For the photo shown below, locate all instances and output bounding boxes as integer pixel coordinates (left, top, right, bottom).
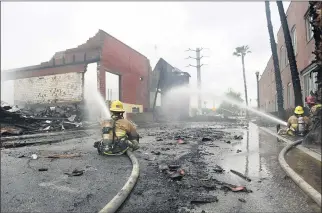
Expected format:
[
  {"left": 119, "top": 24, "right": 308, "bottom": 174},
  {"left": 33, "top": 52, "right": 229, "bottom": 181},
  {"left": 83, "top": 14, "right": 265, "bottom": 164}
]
[{"left": 99, "top": 33, "right": 150, "bottom": 110}]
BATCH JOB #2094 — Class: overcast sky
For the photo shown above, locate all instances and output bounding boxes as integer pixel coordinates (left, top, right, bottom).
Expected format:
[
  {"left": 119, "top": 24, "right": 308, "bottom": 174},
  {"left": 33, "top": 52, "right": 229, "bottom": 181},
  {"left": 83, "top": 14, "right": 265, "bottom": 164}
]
[{"left": 1, "top": 1, "right": 289, "bottom": 107}]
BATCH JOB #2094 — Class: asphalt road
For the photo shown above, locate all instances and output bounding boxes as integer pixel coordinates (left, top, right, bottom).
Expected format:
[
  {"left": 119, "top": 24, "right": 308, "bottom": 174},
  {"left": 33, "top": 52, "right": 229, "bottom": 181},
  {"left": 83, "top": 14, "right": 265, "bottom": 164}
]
[
  {"left": 1, "top": 129, "right": 131, "bottom": 213},
  {"left": 1, "top": 121, "right": 321, "bottom": 213}
]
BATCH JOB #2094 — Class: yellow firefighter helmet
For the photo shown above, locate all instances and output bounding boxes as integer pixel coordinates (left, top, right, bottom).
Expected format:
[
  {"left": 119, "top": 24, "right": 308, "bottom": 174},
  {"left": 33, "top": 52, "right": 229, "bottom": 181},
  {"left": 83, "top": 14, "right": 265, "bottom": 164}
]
[
  {"left": 110, "top": 100, "right": 125, "bottom": 112},
  {"left": 294, "top": 106, "right": 304, "bottom": 115}
]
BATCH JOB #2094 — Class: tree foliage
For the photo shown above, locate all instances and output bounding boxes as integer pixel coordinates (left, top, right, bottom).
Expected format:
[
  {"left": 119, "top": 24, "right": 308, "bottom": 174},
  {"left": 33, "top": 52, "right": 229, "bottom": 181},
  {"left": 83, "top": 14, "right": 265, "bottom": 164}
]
[
  {"left": 217, "top": 89, "right": 244, "bottom": 117},
  {"left": 233, "top": 45, "right": 251, "bottom": 57},
  {"left": 309, "top": 1, "right": 322, "bottom": 102},
  {"left": 304, "top": 1, "right": 322, "bottom": 145}
]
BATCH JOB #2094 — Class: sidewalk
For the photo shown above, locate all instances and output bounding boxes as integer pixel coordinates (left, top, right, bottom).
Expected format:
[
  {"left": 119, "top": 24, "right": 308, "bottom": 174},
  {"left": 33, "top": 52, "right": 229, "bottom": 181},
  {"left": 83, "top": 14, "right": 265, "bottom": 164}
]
[{"left": 266, "top": 126, "right": 321, "bottom": 156}]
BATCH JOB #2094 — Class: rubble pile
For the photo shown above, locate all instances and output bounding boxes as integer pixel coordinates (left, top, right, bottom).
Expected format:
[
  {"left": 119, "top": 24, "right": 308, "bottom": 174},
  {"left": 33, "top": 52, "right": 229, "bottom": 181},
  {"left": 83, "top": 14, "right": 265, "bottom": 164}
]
[{"left": 0, "top": 101, "right": 91, "bottom": 136}]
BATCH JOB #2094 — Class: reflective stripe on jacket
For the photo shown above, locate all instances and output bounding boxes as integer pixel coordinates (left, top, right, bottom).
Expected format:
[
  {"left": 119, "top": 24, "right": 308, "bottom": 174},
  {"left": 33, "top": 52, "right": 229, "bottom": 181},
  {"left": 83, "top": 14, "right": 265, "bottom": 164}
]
[{"left": 287, "top": 115, "right": 311, "bottom": 131}]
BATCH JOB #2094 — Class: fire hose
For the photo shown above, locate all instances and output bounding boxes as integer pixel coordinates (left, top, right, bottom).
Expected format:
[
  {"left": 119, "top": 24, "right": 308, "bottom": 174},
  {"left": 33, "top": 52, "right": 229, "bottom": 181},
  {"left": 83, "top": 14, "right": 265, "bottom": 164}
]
[
  {"left": 278, "top": 139, "right": 321, "bottom": 207},
  {"left": 98, "top": 150, "right": 140, "bottom": 213},
  {"left": 97, "top": 127, "right": 321, "bottom": 212}
]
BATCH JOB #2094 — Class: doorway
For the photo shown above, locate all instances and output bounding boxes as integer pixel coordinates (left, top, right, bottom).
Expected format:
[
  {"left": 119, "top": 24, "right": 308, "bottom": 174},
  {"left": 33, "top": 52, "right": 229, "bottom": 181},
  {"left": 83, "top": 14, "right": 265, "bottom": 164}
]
[{"left": 105, "top": 71, "right": 120, "bottom": 102}]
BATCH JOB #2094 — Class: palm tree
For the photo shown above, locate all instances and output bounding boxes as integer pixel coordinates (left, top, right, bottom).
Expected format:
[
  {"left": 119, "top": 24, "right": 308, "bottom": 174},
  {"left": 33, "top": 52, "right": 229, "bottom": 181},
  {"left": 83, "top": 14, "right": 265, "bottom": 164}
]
[
  {"left": 233, "top": 45, "right": 250, "bottom": 118},
  {"left": 265, "top": 1, "right": 285, "bottom": 119},
  {"left": 276, "top": 1, "right": 303, "bottom": 107}
]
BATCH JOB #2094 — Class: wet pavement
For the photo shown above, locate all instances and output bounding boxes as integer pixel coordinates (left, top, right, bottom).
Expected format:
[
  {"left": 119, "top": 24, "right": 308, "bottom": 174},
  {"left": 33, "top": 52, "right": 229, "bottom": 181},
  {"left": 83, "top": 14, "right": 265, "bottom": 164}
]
[
  {"left": 1, "top": 129, "right": 131, "bottom": 213},
  {"left": 302, "top": 143, "right": 322, "bottom": 155},
  {"left": 184, "top": 123, "right": 320, "bottom": 213},
  {"left": 1, "top": 121, "right": 321, "bottom": 212},
  {"left": 120, "top": 122, "right": 320, "bottom": 213},
  {"left": 285, "top": 148, "right": 322, "bottom": 193},
  {"left": 265, "top": 126, "right": 322, "bottom": 155}
]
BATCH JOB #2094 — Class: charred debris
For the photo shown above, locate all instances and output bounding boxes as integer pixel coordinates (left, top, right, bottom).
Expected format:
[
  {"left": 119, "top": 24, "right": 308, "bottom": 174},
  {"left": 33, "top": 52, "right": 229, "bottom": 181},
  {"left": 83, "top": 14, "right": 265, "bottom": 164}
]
[{"left": 0, "top": 101, "right": 93, "bottom": 136}]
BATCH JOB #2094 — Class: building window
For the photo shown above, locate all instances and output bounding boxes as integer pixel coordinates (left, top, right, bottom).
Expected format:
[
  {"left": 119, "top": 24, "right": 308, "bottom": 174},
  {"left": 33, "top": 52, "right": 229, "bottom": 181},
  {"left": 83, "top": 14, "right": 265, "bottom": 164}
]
[
  {"left": 287, "top": 83, "right": 292, "bottom": 108},
  {"left": 304, "top": 73, "right": 310, "bottom": 98},
  {"left": 284, "top": 86, "right": 287, "bottom": 106},
  {"left": 303, "top": 71, "right": 318, "bottom": 99},
  {"left": 313, "top": 71, "right": 318, "bottom": 91},
  {"left": 291, "top": 26, "right": 297, "bottom": 55},
  {"left": 280, "top": 46, "right": 284, "bottom": 69},
  {"left": 305, "top": 12, "right": 314, "bottom": 41}
]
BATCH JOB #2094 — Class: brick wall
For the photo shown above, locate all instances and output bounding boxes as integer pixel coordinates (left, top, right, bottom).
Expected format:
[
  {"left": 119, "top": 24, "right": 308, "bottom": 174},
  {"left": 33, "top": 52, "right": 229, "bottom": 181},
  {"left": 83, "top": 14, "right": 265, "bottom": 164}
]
[
  {"left": 99, "top": 31, "right": 150, "bottom": 110},
  {"left": 14, "top": 72, "right": 83, "bottom": 105},
  {"left": 259, "top": 1, "right": 314, "bottom": 112},
  {"left": 3, "top": 29, "right": 150, "bottom": 110}
]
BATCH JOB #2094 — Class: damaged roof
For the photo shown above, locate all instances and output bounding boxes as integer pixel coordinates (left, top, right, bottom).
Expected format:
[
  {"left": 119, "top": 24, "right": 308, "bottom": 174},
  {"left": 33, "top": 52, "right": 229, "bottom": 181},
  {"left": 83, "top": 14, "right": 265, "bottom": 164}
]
[
  {"left": 150, "top": 58, "right": 190, "bottom": 93},
  {"left": 153, "top": 58, "right": 191, "bottom": 77},
  {"left": 2, "top": 29, "right": 148, "bottom": 73}
]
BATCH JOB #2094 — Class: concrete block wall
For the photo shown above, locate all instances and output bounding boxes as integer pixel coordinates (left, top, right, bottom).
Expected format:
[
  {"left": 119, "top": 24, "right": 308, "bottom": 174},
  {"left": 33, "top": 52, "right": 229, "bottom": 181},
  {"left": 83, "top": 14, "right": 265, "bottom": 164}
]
[{"left": 14, "top": 72, "right": 83, "bottom": 105}]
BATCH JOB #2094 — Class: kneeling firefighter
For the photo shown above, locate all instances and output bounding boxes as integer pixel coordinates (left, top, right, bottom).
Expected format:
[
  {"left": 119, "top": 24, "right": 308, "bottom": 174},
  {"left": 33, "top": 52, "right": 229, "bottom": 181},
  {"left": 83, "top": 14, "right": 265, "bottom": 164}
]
[
  {"left": 286, "top": 106, "right": 311, "bottom": 136},
  {"left": 94, "top": 100, "right": 140, "bottom": 155}
]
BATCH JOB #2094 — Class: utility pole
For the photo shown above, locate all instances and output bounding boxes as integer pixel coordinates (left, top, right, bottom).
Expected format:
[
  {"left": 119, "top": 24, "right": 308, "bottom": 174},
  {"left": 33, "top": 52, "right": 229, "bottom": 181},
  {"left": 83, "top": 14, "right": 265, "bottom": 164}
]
[
  {"left": 196, "top": 48, "right": 202, "bottom": 112},
  {"left": 185, "top": 48, "right": 208, "bottom": 114}
]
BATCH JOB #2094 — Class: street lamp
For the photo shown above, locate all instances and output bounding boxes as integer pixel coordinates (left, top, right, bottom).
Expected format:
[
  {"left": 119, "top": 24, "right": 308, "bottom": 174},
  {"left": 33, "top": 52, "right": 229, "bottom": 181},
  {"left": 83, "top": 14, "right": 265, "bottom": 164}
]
[{"left": 255, "top": 71, "right": 260, "bottom": 109}]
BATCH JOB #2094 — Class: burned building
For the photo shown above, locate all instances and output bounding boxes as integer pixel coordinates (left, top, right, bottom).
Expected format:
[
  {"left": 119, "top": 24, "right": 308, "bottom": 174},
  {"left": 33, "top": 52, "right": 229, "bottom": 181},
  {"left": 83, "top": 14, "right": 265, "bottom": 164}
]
[
  {"left": 150, "top": 58, "right": 190, "bottom": 120},
  {"left": 2, "top": 29, "right": 151, "bottom": 113}
]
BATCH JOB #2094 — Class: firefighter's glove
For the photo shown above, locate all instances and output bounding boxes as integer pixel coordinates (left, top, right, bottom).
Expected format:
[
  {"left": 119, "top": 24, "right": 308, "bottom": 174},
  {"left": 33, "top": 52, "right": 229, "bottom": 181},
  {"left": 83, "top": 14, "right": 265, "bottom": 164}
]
[{"left": 289, "top": 127, "right": 296, "bottom": 132}]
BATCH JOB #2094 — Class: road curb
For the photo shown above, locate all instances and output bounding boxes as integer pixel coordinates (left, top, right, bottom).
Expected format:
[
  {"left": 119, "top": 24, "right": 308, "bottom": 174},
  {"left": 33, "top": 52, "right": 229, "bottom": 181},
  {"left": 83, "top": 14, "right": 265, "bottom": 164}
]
[
  {"left": 259, "top": 127, "right": 321, "bottom": 162},
  {"left": 278, "top": 140, "right": 321, "bottom": 207},
  {"left": 259, "top": 126, "right": 321, "bottom": 207}
]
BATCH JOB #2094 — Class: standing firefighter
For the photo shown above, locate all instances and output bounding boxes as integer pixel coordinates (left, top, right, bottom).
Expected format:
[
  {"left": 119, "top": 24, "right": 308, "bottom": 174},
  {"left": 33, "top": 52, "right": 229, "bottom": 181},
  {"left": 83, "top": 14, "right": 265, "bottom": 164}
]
[
  {"left": 305, "top": 95, "right": 322, "bottom": 118},
  {"left": 94, "top": 100, "right": 140, "bottom": 155}
]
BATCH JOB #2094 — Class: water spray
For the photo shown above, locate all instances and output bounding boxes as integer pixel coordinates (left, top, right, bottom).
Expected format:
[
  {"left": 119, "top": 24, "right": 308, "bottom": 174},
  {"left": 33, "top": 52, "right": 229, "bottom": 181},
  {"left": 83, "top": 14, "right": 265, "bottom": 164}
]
[
  {"left": 165, "top": 85, "right": 288, "bottom": 126},
  {"left": 218, "top": 96, "right": 287, "bottom": 126},
  {"left": 84, "top": 63, "right": 111, "bottom": 122}
]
